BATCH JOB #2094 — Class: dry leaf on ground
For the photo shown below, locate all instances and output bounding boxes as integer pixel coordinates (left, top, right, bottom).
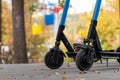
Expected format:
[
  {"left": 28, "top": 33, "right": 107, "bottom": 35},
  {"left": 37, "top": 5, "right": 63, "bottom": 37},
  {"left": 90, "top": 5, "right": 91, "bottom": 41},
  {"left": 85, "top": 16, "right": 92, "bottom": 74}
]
[
  {"left": 32, "top": 67, "right": 39, "bottom": 71},
  {"left": 63, "top": 71, "right": 67, "bottom": 74},
  {"left": 44, "top": 73, "right": 51, "bottom": 77},
  {"left": 62, "top": 75, "right": 69, "bottom": 80},
  {"left": 114, "top": 68, "right": 120, "bottom": 72},
  {"left": 92, "top": 70, "right": 100, "bottom": 74},
  {"left": 8, "top": 75, "right": 16, "bottom": 79},
  {"left": 76, "top": 77, "right": 85, "bottom": 80},
  {"left": 79, "top": 71, "right": 87, "bottom": 74},
  {"left": 67, "top": 63, "right": 70, "bottom": 67},
  {"left": 55, "top": 72, "right": 61, "bottom": 76}
]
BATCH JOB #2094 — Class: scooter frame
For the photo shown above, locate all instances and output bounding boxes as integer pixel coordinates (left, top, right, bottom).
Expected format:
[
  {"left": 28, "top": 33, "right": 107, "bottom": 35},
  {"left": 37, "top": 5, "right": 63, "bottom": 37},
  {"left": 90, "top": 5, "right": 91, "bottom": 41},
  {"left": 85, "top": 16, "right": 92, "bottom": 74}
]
[
  {"left": 75, "top": 0, "right": 120, "bottom": 71},
  {"left": 44, "top": 0, "right": 120, "bottom": 70},
  {"left": 44, "top": 0, "right": 76, "bottom": 69},
  {"left": 55, "top": 0, "right": 78, "bottom": 57},
  {"left": 87, "top": 0, "right": 120, "bottom": 59}
]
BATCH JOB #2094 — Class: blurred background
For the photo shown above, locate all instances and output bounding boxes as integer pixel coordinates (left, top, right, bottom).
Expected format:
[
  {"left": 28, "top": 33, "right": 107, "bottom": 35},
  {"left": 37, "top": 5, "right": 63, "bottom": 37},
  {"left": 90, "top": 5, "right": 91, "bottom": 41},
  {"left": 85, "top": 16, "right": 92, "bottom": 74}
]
[{"left": 0, "top": 0, "right": 120, "bottom": 63}]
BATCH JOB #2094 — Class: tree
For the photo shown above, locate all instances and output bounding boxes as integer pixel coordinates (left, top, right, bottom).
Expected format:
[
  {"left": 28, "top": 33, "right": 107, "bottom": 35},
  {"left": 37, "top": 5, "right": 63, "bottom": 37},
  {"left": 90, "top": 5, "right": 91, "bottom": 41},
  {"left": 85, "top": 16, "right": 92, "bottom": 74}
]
[
  {"left": 2, "top": 1, "right": 12, "bottom": 44},
  {"left": 12, "top": 0, "right": 28, "bottom": 63},
  {"left": 0, "top": 0, "right": 2, "bottom": 63}
]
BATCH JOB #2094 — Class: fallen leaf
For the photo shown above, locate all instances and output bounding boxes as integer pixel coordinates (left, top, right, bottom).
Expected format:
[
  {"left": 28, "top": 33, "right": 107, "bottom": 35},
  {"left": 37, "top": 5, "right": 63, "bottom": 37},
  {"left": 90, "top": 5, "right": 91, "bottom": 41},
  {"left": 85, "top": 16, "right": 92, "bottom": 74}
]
[
  {"left": 62, "top": 75, "right": 69, "bottom": 80},
  {"left": 63, "top": 71, "right": 67, "bottom": 74},
  {"left": 32, "top": 67, "right": 39, "bottom": 71},
  {"left": 8, "top": 75, "right": 16, "bottom": 79},
  {"left": 67, "top": 63, "right": 70, "bottom": 67},
  {"left": 116, "top": 68, "right": 120, "bottom": 72},
  {"left": 62, "top": 71, "right": 69, "bottom": 80},
  {"left": 8, "top": 75, "right": 13, "bottom": 79},
  {"left": 79, "top": 71, "right": 87, "bottom": 74},
  {"left": 76, "top": 77, "right": 85, "bottom": 80},
  {"left": 55, "top": 72, "right": 61, "bottom": 76},
  {"left": 92, "top": 70, "right": 100, "bottom": 74},
  {"left": 44, "top": 73, "right": 51, "bottom": 77},
  {"left": 95, "top": 71, "right": 100, "bottom": 74},
  {"left": 114, "top": 68, "right": 120, "bottom": 73}
]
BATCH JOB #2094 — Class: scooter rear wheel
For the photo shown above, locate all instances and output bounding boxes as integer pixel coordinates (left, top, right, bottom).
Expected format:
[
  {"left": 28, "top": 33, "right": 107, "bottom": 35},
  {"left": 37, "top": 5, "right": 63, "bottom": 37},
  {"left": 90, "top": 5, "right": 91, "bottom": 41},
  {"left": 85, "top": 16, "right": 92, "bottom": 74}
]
[
  {"left": 44, "top": 50, "right": 64, "bottom": 69},
  {"left": 75, "top": 49, "right": 94, "bottom": 71}
]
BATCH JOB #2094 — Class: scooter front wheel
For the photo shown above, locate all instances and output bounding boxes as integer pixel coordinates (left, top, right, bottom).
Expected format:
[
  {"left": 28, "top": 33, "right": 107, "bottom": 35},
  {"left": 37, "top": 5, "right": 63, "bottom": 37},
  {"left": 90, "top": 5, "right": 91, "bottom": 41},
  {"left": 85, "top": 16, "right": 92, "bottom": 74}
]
[
  {"left": 75, "top": 48, "right": 94, "bottom": 71},
  {"left": 44, "top": 49, "right": 64, "bottom": 69}
]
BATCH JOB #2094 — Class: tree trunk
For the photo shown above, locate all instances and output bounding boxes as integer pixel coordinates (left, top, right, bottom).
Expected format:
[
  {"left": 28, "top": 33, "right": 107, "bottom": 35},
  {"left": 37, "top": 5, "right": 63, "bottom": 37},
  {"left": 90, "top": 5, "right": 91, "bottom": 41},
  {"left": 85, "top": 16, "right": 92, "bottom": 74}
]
[
  {"left": 12, "top": 0, "right": 28, "bottom": 63},
  {"left": 0, "top": 0, "right": 2, "bottom": 64}
]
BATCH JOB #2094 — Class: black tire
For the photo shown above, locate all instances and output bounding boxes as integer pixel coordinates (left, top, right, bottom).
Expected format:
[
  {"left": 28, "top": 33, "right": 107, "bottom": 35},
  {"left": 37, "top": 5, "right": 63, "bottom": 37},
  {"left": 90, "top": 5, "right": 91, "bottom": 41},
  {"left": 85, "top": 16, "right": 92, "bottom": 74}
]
[
  {"left": 44, "top": 50, "right": 64, "bottom": 69},
  {"left": 75, "top": 49, "right": 94, "bottom": 71},
  {"left": 115, "top": 46, "right": 120, "bottom": 64}
]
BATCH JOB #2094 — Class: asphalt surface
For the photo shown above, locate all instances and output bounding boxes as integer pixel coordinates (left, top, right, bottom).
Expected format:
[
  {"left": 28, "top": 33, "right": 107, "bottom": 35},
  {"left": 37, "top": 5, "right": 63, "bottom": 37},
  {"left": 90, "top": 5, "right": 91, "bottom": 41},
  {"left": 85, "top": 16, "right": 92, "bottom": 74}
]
[{"left": 0, "top": 60, "right": 120, "bottom": 80}]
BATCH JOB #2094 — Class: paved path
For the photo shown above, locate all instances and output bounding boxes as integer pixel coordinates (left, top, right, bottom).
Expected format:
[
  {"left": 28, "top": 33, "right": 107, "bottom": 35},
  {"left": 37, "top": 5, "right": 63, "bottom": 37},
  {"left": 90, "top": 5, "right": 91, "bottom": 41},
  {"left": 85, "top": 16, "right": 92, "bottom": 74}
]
[{"left": 0, "top": 60, "right": 120, "bottom": 80}]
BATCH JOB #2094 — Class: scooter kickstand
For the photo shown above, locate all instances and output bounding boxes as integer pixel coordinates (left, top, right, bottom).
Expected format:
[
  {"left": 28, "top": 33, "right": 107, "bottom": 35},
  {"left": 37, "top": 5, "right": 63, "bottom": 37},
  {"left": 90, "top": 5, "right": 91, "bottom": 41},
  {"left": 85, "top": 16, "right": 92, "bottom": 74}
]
[{"left": 100, "top": 59, "right": 102, "bottom": 64}]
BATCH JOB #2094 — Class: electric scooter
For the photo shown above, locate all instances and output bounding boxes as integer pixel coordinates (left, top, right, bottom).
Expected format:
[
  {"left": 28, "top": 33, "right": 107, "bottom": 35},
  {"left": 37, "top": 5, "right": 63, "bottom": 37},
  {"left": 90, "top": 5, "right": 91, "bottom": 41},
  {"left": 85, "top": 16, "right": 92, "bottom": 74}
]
[
  {"left": 75, "top": 0, "right": 120, "bottom": 71},
  {"left": 44, "top": 0, "right": 77, "bottom": 69}
]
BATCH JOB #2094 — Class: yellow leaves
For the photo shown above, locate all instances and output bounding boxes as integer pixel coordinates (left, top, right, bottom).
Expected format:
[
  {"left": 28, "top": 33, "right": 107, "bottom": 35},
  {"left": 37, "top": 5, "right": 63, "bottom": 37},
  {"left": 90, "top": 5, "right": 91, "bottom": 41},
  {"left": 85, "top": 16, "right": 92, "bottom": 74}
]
[
  {"left": 76, "top": 1, "right": 120, "bottom": 50},
  {"left": 97, "top": 8, "right": 119, "bottom": 49},
  {"left": 2, "top": 1, "right": 12, "bottom": 44},
  {"left": 78, "top": 28, "right": 88, "bottom": 39}
]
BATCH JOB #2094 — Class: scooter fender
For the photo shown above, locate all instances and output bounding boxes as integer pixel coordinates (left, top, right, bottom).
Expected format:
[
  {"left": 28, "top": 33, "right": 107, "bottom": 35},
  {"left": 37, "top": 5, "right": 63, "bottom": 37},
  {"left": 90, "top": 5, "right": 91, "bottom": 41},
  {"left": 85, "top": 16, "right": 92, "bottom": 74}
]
[
  {"left": 79, "top": 44, "right": 88, "bottom": 50},
  {"left": 50, "top": 47, "right": 66, "bottom": 57}
]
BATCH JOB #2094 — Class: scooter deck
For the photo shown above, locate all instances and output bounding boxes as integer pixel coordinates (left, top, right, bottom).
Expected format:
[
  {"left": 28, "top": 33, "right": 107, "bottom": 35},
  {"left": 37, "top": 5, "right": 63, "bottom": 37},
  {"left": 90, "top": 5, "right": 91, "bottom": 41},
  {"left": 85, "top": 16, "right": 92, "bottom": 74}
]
[
  {"left": 99, "top": 51, "right": 120, "bottom": 59},
  {"left": 66, "top": 52, "right": 77, "bottom": 57}
]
